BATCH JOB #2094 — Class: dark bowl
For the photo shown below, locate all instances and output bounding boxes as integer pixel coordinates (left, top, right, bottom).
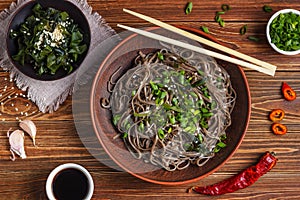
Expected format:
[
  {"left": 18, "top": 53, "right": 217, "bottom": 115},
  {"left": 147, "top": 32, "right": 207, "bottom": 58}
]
[
  {"left": 90, "top": 27, "right": 251, "bottom": 185},
  {"left": 6, "top": 0, "right": 91, "bottom": 81}
]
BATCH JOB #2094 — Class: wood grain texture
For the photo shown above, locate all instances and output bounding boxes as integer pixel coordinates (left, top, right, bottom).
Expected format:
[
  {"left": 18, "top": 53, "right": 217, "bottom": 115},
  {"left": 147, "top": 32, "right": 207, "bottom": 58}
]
[{"left": 1, "top": 0, "right": 300, "bottom": 199}]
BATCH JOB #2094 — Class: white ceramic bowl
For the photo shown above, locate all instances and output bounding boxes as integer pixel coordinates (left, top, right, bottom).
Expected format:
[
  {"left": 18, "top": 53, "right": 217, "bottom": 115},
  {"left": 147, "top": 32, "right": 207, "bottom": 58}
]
[
  {"left": 266, "top": 9, "right": 300, "bottom": 55},
  {"left": 46, "top": 163, "right": 94, "bottom": 200}
]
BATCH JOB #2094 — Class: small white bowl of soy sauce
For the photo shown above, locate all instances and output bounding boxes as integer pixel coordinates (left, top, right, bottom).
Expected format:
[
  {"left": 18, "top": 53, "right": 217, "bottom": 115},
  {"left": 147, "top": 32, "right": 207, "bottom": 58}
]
[{"left": 46, "top": 163, "right": 94, "bottom": 200}]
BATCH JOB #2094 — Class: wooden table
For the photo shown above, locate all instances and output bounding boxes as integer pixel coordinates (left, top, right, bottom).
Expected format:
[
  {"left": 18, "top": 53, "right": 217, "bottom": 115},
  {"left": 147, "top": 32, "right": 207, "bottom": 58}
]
[{"left": 1, "top": 0, "right": 300, "bottom": 199}]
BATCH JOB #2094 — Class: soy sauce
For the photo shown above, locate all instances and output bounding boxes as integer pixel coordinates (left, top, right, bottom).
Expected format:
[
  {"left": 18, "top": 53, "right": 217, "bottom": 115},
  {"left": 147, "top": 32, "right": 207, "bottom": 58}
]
[{"left": 52, "top": 168, "right": 89, "bottom": 200}]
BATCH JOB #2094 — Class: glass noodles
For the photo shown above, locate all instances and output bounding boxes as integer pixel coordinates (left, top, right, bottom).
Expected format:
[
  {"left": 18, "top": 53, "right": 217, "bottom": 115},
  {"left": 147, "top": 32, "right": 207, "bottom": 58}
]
[{"left": 101, "top": 48, "right": 236, "bottom": 171}]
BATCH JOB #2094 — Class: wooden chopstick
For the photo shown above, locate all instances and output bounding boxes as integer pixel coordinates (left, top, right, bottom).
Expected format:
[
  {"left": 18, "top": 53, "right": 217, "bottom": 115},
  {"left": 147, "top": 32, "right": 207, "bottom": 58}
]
[
  {"left": 122, "top": 8, "right": 277, "bottom": 76},
  {"left": 117, "top": 24, "right": 275, "bottom": 76}
]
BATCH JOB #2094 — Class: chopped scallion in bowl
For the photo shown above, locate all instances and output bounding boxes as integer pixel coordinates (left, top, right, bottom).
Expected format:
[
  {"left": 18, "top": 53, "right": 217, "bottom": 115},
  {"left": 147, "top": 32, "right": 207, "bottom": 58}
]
[{"left": 266, "top": 9, "right": 300, "bottom": 55}]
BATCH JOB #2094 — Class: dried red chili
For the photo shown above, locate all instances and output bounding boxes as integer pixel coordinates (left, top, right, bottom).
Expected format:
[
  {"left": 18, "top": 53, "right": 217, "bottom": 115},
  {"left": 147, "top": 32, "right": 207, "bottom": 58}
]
[
  {"left": 189, "top": 151, "right": 277, "bottom": 196},
  {"left": 269, "top": 109, "right": 285, "bottom": 122},
  {"left": 271, "top": 123, "right": 287, "bottom": 135},
  {"left": 282, "top": 82, "right": 296, "bottom": 101}
]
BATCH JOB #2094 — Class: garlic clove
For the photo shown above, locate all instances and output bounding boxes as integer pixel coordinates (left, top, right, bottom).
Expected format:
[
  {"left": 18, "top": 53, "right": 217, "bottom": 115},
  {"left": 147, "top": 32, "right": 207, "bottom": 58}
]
[
  {"left": 19, "top": 120, "right": 37, "bottom": 146},
  {"left": 7, "top": 129, "right": 27, "bottom": 161}
]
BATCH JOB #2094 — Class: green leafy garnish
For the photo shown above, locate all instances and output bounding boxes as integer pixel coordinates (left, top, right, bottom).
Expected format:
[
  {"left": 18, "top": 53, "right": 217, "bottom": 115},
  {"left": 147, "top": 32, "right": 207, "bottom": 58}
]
[
  {"left": 201, "top": 26, "right": 210, "bottom": 34},
  {"left": 214, "top": 141, "right": 227, "bottom": 153},
  {"left": 215, "top": 15, "right": 225, "bottom": 27},
  {"left": 216, "top": 11, "right": 225, "bottom": 15},
  {"left": 158, "top": 129, "right": 165, "bottom": 140},
  {"left": 263, "top": 5, "right": 273, "bottom": 13},
  {"left": 269, "top": 12, "right": 300, "bottom": 51},
  {"left": 221, "top": 4, "right": 231, "bottom": 12},
  {"left": 215, "top": 4, "right": 231, "bottom": 27},
  {"left": 247, "top": 36, "right": 260, "bottom": 42},
  {"left": 240, "top": 25, "right": 248, "bottom": 35},
  {"left": 157, "top": 52, "right": 164, "bottom": 60},
  {"left": 9, "top": 3, "right": 87, "bottom": 76},
  {"left": 185, "top": 2, "right": 193, "bottom": 14}
]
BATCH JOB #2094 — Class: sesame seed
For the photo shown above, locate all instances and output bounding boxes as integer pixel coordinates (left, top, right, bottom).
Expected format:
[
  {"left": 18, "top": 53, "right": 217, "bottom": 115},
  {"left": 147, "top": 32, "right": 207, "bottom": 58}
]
[
  {"left": 2, "top": 119, "right": 5, "bottom": 121},
  {"left": 4, "top": 78, "right": 7, "bottom": 81},
  {"left": 15, "top": 108, "right": 18, "bottom": 111},
  {"left": 11, "top": 103, "right": 14, "bottom": 106}
]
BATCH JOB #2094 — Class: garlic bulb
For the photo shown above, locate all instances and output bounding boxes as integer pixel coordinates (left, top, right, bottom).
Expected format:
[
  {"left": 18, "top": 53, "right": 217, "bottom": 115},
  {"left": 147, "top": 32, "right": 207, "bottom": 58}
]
[
  {"left": 7, "top": 129, "right": 27, "bottom": 161},
  {"left": 19, "top": 120, "right": 37, "bottom": 146}
]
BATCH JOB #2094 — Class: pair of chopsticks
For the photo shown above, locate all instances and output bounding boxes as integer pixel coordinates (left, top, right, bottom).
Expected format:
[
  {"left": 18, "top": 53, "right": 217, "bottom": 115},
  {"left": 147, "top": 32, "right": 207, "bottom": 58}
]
[{"left": 117, "top": 9, "right": 277, "bottom": 76}]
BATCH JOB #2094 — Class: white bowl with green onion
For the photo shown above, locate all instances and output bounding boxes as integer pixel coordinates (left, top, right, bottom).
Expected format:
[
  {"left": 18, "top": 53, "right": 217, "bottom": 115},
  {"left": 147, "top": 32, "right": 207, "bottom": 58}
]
[{"left": 266, "top": 9, "right": 300, "bottom": 55}]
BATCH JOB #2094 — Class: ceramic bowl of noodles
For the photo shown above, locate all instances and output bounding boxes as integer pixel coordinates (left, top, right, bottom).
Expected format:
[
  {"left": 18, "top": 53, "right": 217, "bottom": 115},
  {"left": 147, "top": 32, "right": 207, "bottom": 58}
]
[
  {"left": 90, "top": 27, "right": 251, "bottom": 185},
  {"left": 6, "top": 0, "right": 90, "bottom": 81}
]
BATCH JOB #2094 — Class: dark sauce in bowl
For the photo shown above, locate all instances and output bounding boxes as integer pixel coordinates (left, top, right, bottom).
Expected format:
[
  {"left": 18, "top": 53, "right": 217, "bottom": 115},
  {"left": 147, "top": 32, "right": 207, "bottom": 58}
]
[{"left": 52, "top": 168, "right": 89, "bottom": 200}]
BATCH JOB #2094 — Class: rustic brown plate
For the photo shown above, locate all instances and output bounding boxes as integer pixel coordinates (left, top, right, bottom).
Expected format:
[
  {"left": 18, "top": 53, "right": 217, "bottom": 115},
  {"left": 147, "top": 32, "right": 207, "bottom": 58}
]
[
  {"left": 6, "top": 0, "right": 90, "bottom": 81},
  {"left": 90, "top": 27, "right": 251, "bottom": 185}
]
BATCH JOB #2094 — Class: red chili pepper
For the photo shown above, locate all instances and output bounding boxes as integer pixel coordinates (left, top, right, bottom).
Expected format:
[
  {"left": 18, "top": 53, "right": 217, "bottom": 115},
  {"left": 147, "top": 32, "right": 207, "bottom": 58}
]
[
  {"left": 269, "top": 109, "right": 285, "bottom": 122},
  {"left": 271, "top": 123, "right": 287, "bottom": 135},
  {"left": 190, "top": 151, "right": 277, "bottom": 196},
  {"left": 282, "top": 82, "right": 296, "bottom": 101}
]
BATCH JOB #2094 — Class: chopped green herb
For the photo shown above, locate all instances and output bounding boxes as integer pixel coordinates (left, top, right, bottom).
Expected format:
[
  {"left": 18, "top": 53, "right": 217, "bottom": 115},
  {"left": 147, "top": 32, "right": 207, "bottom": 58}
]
[
  {"left": 185, "top": 2, "right": 193, "bottom": 14},
  {"left": 134, "top": 111, "right": 151, "bottom": 117},
  {"left": 214, "top": 141, "right": 227, "bottom": 152},
  {"left": 214, "top": 4, "right": 231, "bottom": 27},
  {"left": 201, "top": 26, "right": 210, "bottom": 34},
  {"left": 138, "top": 122, "right": 145, "bottom": 132},
  {"left": 240, "top": 25, "right": 248, "bottom": 35},
  {"left": 157, "top": 52, "right": 164, "bottom": 60},
  {"left": 269, "top": 12, "right": 300, "bottom": 51},
  {"left": 149, "top": 81, "right": 158, "bottom": 90},
  {"left": 215, "top": 14, "right": 222, "bottom": 23},
  {"left": 220, "top": 134, "right": 227, "bottom": 141},
  {"left": 158, "top": 129, "right": 165, "bottom": 139},
  {"left": 112, "top": 115, "right": 121, "bottom": 126},
  {"left": 122, "top": 132, "right": 128, "bottom": 139},
  {"left": 221, "top": 4, "right": 231, "bottom": 12},
  {"left": 216, "top": 11, "right": 225, "bottom": 15},
  {"left": 247, "top": 36, "right": 260, "bottom": 42},
  {"left": 263, "top": 5, "right": 273, "bottom": 13},
  {"left": 169, "top": 115, "right": 176, "bottom": 124},
  {"left": 219, "top": 19, "right": 225, "bottom": 27},
  {"left": 215, "top": 12, "right": 225, "bottom": 27},
  {"left": 132, "top": 90, "right": 136, "bottom": 96}
]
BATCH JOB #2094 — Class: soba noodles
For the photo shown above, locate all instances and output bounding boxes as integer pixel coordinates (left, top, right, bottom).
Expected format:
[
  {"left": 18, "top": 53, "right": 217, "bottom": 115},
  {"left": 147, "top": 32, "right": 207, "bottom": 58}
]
[{"left": 101, "top": 48, "right": 236, "bottom": 171}]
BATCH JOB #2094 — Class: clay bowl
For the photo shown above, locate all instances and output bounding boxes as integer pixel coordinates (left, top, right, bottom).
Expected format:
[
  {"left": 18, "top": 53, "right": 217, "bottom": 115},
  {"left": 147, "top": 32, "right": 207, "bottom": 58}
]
[
  {"left": 90, "top": 27, "right": 251, "bottom": 185},
  {"left": 6, "top": 0, "right": 90, "bottom": 81}
]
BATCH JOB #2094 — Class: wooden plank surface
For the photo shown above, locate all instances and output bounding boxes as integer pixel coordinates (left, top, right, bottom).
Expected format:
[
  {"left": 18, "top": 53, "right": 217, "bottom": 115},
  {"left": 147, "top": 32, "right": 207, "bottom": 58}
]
[{"left": 1, "top": 0, "right": 300, "bottom": 199}]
